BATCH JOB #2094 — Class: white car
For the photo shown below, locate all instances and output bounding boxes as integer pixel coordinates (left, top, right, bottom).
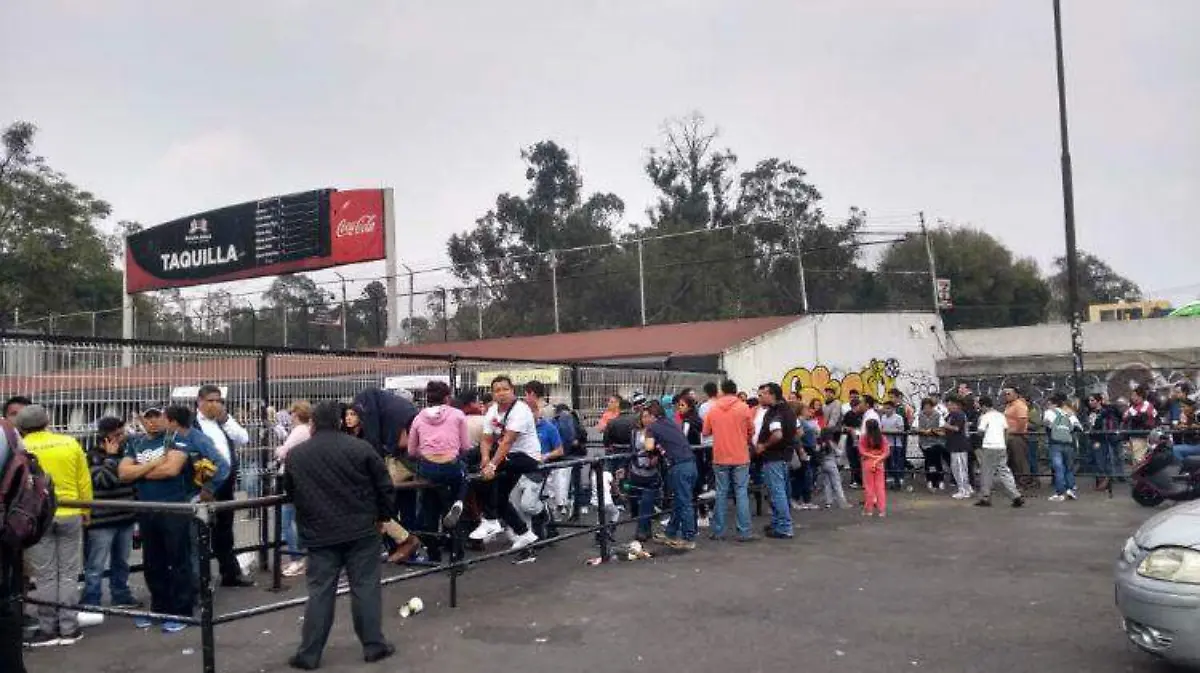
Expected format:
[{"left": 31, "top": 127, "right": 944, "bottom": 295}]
[{"left": 1114, "top": 499, "right": 1200, "bottom": 668}]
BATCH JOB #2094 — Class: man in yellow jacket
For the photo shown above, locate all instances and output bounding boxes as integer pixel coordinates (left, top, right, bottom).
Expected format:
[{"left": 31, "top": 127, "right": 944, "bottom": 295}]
[{"left": 15, "top": 405, "right": 91, "bottom": 648}]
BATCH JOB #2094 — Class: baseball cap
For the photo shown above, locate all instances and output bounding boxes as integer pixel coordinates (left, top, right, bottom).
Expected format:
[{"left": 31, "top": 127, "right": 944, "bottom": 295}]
[
  {"left": 141, "top": 401, "right": 167, "bottom": 416},
  {"left": 14, "top": 404, "right": 50, "bottom": 433},
  {"left": 630, "top": 392, "right": 648, "bottom": 408}
]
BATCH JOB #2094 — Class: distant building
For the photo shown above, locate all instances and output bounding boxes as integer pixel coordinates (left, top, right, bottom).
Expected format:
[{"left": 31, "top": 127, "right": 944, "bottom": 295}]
[{"left": 1088, "top": 299, "right": 1171, "bottom": 323}]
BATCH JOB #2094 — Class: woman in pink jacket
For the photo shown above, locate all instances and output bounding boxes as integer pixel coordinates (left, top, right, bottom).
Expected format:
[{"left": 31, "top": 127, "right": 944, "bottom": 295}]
[{"left": 409, "top": 380, "right": 471, "bottom": 562}]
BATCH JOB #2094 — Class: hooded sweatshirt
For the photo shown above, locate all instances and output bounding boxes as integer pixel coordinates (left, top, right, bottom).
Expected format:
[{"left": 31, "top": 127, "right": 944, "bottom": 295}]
[
  {"left": 409, "top": 404, "right": 469, "bottom": 463},
  {"left": 702, "top": 395, "right": 753, "bottom": 466}
]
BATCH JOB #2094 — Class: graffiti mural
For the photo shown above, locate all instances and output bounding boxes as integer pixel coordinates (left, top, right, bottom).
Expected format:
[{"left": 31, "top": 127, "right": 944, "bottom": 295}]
[
  {"left": 941, "top": 363, "right": 1200, "bottom": 406},
  {"left": 782, "top": 358, "right": 902, "bottom": 405}
]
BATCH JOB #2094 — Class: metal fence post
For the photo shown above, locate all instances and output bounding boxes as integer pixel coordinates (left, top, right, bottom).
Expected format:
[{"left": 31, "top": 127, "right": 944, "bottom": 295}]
[
  {"left": 272, "top": 488, "right": 284, "bottom": 592},
  {"left": 592, "top": 458, "right": 609, "bottom": 562},
  {"left": 257, "top": 352, "right": 271, "bottom": 572},
  {"left": 198, "top": 512, "right": 218, "bottom": 673},
  {"left": 448, "top": 526, "right": 463, "bottom": 609}
]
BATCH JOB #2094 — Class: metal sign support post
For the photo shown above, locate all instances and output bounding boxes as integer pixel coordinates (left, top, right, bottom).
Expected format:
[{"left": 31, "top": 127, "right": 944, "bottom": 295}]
[{"left": 383, "top": 188, "right": 403, "bottom": 346}]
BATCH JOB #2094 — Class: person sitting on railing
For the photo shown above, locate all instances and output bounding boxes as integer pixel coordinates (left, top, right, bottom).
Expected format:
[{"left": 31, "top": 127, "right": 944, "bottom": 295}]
[
  {"left": 1124, "top": 386, "right": 1158, "bottom": 465},
  {"left": 80, "top": 416, "right": 142, "bottom": 611},
  {"left": 283, "top": 400, "right": 396, "bottom": 670},
  {"left": 470, "top": 376, "right": 542, "bottom": 551},
  {"left": 1172, "top": 398, "right": 1200, "bottom": 462},
  {"left": 118, "top": 403, "right": 194, "bottom": 633},
  {"left": 16, "top": 405, "right": 92, "bottom": 648},
  {"left": 409, "top": 380, "right": 470, "bottom": 563}
]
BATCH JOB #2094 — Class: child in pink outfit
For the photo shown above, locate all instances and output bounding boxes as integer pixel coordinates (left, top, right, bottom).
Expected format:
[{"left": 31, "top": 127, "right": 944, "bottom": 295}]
[{"left": 859, "top": 419, "right": 891, "bottom": 517}]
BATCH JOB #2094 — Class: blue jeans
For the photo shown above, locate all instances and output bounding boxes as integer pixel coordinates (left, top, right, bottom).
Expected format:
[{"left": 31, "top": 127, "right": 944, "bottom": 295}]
[
  {"left": 1173, "top": 444, "right": 1200, "bottom": 461},
  {"left": 887, "top": 441, "right": 906, "bottom": 488},
  {"left": 1049, "top": 442, "right": 1077, "bottom": 494},
  {"left": 665, "top": 461, "right": 698, "bottom": 541},
  {"left": 762, "top": 461, "right": 793, "bottom": 536},
  {"left": 790, "top": 462, "right": 814, "bottom": 504},
  {"left": 1094, "top": 438, "right": 1122, "bottom": 477},
  {"left": 281, "top": 504, "right": 301, "bottom": 557},
  {"left": 81, "top": 524, "right": 135, "bottom": 606},
  {"left": 630, "top": 480, "right": 660, "bottom": 540},
  {"left": 712, "top": 464, "right": 751, "bottom": 539}
]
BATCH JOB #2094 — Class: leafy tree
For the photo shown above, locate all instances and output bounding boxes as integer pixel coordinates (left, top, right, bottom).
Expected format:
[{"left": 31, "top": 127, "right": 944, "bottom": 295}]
[
  {"left": 876, "top": 225, "right": 1051, "bottom": 328},
  {"left": 261, "top": 275, "right": 333, "bottom": 347},
  {"left": 1048, "top": 250, "right": 1141, "bottom": 320},
  {"left": 446, "top": 141, "right": 627, "bottom": 337},
  {"left": 0, "top": 121, "right": 122, "bottom": 330},
  {"left": 735, "top": 158, "right": 868, "bottom": 313}
]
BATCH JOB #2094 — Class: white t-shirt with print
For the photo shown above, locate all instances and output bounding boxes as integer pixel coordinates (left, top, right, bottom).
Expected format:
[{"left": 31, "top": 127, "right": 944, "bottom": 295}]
[
  {"left": 483, "top": 401, "right": 543, "bottom": 460},
  {"left": 978, "top": 409, "right": 1008, "bottom": 449}
]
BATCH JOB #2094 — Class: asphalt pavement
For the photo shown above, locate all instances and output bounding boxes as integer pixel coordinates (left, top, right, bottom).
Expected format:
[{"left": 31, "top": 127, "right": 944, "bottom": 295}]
[{"left": 25, "top": 486, "right": 1184, "bottom": 673}]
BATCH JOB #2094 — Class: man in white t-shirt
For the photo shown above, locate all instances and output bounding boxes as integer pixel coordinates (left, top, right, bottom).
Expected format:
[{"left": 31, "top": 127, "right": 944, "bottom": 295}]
[
  {"left": 469, "top": 376, "right": 542, "bottom": 550},
  {"left": 974, "top": 396, "right": 1024, "bottom": 508}
]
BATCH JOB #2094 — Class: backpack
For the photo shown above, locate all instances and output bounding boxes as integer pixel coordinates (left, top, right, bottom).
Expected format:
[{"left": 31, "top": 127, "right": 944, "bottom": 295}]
[
  {"left": 1048, "top": 409, "right": 1074, "bottom": 444},
  {"left": 0, "top": 421, "right": 57, "bottom": 550},
  {"left": 557, "top": 410, "right": 587, "bottom": 457}
]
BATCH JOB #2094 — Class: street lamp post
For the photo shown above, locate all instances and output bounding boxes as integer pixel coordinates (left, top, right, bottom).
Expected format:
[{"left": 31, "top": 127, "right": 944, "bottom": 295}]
[{"left": 1052, "top": 0, "right": 1086, "bottom": 403}]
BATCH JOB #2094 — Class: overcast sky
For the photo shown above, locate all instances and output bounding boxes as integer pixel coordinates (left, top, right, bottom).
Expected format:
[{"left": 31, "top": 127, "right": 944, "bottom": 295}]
[{"left": 2, "top": 0, "right": 1197, "bottom": 309}]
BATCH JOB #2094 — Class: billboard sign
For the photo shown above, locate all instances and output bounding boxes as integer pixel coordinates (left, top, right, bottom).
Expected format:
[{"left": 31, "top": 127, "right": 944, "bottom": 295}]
[{"left": 125, "top": 188, "right": 386, "bottom": 293}]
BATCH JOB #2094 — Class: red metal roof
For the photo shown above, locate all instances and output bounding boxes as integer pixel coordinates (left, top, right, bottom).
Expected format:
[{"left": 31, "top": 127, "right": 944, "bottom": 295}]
[{"left": 389, "top": 315, "right": 801, "bottom": 362}]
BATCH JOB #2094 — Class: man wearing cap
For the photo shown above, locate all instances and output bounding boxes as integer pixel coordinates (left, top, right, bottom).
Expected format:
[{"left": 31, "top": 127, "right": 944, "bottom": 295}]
[
  {"left": 16, "top": 405, "right": 93, "bottom": 647},
  {"left": 0, "top": 418, "right": 27, "bottom": 671},
  {"left": 118, "top": 404, "right": 194, "bottom": 633}
]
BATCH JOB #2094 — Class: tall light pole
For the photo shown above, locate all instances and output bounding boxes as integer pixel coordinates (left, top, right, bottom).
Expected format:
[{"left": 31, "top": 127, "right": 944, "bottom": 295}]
[
  {"left": 1053, "top": 0, "right": 1086, "bottom": 403},
  {"left": 333, "top": 271, "right": 349, "bottom": 349}
]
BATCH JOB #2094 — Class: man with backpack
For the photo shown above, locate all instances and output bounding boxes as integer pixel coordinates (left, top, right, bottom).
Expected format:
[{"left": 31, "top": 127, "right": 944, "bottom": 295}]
[
  {"left": 16, "top": 405, "right": 91, "bottom": 647},
  {"left": 0, "top": 416, "right": 39, "bottom": 672},
  {"left": 1044, "top": 393, "right": 1083, "bottom": 503}
]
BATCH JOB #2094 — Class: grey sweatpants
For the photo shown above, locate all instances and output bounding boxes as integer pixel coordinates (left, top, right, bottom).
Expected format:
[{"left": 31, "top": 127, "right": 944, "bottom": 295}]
[
  {"left": 816, "top": 456, "right": 849, "bottom": 508},
  {"left": 27, "top": 516, "right": 83, "bottom": 635},
  {"left": 980, "top": 448, "right": 1021, "bottom": 501}
]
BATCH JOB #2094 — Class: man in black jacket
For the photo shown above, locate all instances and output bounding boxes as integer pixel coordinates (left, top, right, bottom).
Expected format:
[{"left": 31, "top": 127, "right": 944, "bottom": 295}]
[
  {"left": 81, "top": 417, "right": 141, "bottom": 609},
  {"left": 284, "top": 401, "right": 396, "bottom": 670},
  {"left": 755, "top": 383, "right": 796, "bottom": 539}
]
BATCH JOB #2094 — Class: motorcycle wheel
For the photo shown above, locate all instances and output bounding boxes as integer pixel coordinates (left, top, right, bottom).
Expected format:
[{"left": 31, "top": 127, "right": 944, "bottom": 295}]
[{"left": 1131, "top": 484, "right": 1165, "bottom": 507}]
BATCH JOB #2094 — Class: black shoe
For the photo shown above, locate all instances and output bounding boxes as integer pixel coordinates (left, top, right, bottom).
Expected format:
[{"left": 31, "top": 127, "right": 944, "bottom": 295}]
[
  {"left": 1011, "top": 497, "right": 1025, "bottom": 508},
  {"left": 221, "top": 575, "right": 255, "bottom": 588},
  {"left": 707, "top": 533, "right": 726, "bottom": 541},
  {"left": 363, "top": 643, "right": 396, "bottom": 663},
  {"left": 735, "top": 535, "right": 758, "bottom": 543},
  {"left": 24, "top": 630, "right": 59, "bottom": 648},
  {"left": 973, "top": 499, "right": 992, "bottom": 507},
  {"left": 112, "top": 599, "right": 145, "bottom": 609},
  {"left": 765, "top": 529, "right": 793, "bottom": 540},
  {"left": 288, "top": 655, "right": 320, "bottom": 670},
  {"left": 57, "top": 629, "right": 84, "bottom": 645}
]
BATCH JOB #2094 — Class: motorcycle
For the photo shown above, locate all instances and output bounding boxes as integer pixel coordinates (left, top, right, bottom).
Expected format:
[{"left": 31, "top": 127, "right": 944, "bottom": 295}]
[{"left": 1130, "top": 430, "right": 1200, "bottom": 507}]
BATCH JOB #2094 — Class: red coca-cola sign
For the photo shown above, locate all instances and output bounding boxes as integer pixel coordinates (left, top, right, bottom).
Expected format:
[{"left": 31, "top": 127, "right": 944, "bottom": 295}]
[{"left": 328, "top": 189, "right": 386, "bottom": 264}]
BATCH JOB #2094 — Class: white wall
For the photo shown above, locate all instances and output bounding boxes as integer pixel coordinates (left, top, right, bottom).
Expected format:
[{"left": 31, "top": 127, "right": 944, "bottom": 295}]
[
  {"left": 945, "top": 318, "right": 1200, "bottom": 359},
  {"left": 720, "top": 312, "right": 947, "bottom": 404}
]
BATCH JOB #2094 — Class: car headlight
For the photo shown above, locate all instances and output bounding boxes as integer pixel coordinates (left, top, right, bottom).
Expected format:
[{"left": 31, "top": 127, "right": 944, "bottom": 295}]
[
  {"left": 1121, "top": 537, "right": 1139, "bottom": 565},
  {"left": 1137, "top": 547, "right": 1200, "bottom": 584}
]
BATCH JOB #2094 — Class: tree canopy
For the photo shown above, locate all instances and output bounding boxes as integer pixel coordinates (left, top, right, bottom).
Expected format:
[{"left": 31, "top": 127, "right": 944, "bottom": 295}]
[{"left": 0, "top": 117, "right": 1145, "bottom": 346}]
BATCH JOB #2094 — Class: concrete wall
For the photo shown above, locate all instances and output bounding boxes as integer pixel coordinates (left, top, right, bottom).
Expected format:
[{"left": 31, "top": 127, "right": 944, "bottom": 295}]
[
  {"left": 720, "top": 312, "right": 947, "bottom": 404},
  {"left": 938, "top": 318, "right": 1200, "bottom": 405}
]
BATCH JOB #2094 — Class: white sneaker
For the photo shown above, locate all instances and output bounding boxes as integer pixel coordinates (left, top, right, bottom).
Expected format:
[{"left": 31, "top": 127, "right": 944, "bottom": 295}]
[
  {"left": 926, "top": 482, "right": 936, "bottom": 493},
  {"left": 697, "top": 516, "right": 710, "bottom": 528},
  {"left": 469, "top": 518, "right": 502, "bottom": 541},
  {"left": 938, "top": 482, "right": 946, "bottom": 491},
  {"left": 1048, "top": 494, "right": 1066, "bottom": 502},
  {"left": 698, "top": 489, "right": 717, "bottom": 502},
  {"left": 510, "top": 530, "right": 539, "bottom": 551},
  {"left": 1066, "top": 489, "right": 1078, "bottom": 500},
  {"left": 951, "top": 491, "right": 969, "bottom": 500}
]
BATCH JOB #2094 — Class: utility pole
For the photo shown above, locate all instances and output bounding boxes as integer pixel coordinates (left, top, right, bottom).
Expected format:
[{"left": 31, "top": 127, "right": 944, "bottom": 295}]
[
  {"left": 550, "top": 250, "right": 561, "bottom": 333},
  {"left": 637, "top": 238, "right": 647, "bottom": 326},
  {"left": 476, "top": 280, "right": 484, "bottom": 339},
  {"left": 401, "top": 263, "right": 416, "bottom": 344},
  {"left": 440, "top": 287, "right": 449, "bottom": 342},
  {"left": 919, "top": 212, "right": 941, "bottom": 314},
  {"left": 1053, "top": 0, "right": 1086, "bottom": 403},
  {"left": 334, "top": 272, "right": 348, "bottom": 349},
  {"left": 791, "top": 223, "right": 810, "bottom": 313}
]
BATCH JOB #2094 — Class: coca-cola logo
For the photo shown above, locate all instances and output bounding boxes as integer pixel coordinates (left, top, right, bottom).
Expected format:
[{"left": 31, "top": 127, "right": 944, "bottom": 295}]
[{"left": 336, "top": 214, "right": 377, "bottom": 238}]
